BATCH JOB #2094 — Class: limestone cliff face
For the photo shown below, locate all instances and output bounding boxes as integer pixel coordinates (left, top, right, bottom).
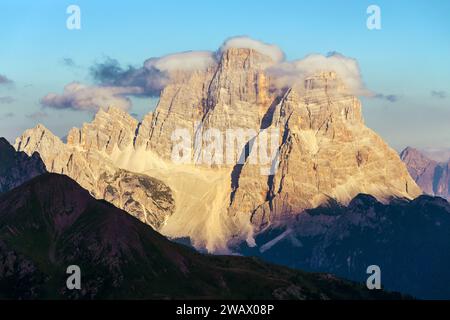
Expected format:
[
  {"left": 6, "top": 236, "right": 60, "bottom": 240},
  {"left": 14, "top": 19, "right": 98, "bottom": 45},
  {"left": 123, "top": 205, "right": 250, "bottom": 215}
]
[
  {"left": 0, "top": 138, "right": 46, "bottom": 193},
  {"left": 15, "top": 48, "right": 421, "bottom": 251},
  {"left": 228, "top": 72, "right": 421, "bottom": 233},
  {"left": 15, "top": 113, "right": 175, "bottom": 231},
  {"left": 136, "top": 70, "right": 214, "bottom": 157}
]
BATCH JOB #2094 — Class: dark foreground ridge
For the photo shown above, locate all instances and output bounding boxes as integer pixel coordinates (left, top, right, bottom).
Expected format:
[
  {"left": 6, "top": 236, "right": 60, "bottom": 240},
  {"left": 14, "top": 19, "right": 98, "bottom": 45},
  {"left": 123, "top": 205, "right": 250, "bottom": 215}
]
[
  {"left": 239, "top": 193, "right": 450, "bottom": 299},
  {"left": 0, "top": 173, "right": 403, "bottom": 300}
]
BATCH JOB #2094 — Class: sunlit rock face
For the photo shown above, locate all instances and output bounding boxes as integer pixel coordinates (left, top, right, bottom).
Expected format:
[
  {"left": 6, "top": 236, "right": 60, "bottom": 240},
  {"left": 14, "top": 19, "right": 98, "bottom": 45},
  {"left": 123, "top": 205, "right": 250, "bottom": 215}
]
[
  {"left": 15, "top": 114, "right": 175, "bottom": 231},
  {"left": 136, "top": 48, "right": 274, "bottom": 161},
  {"left": 15, "top": 48, "right": 421, "bottom": 252},
  {"left": 227, "top": 70, "right": 421, "bottom": 237}
]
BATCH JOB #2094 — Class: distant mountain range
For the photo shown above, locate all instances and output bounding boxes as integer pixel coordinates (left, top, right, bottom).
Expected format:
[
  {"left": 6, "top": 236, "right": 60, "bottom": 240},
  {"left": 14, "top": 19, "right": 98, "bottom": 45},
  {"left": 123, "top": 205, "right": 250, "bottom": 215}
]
[
  {"left": 401, "top": 147, "right": 450, "bottom": 200},
  {"left": 0, "top": 140, "right": 398, "bottom": 299}
]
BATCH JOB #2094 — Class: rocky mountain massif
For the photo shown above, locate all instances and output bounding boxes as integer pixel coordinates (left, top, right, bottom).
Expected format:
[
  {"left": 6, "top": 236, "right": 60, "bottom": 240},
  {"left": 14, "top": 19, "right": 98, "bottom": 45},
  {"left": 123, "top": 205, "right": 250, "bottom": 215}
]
[
  {"left": 15, "top": 47, "right": 421, "bottom": 252},
  {"left": 0, "top": 169, "right": 402, "bottom": 299},
  {"left": 238, "top": 193, "right": 450, "bottom": 299},
  {"left": 400, "top": 147, "right": 450, "bottom": 200}
]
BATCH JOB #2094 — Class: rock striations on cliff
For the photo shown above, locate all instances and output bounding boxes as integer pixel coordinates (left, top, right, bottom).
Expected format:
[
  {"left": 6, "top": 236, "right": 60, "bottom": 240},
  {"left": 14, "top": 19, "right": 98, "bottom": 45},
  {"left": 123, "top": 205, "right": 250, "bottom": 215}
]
[{"left": 400, "top": 146, "right": 450, "bottom": 200}]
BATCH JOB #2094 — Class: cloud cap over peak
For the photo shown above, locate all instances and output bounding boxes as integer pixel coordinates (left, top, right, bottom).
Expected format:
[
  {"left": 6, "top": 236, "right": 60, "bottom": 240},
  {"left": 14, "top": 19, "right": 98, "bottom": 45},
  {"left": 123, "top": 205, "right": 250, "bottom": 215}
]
[
  {"left": 268, "top": 51, "right": 370, "bottom": 96},
  {"left": 144, "top": 51, "right": 216, "bottom": 72},
  {"left": 43, "top": 36, "right": 373, "bottom": 114},
  {"left": 219, "top": 36, "right": 285, "bottom": 63}
]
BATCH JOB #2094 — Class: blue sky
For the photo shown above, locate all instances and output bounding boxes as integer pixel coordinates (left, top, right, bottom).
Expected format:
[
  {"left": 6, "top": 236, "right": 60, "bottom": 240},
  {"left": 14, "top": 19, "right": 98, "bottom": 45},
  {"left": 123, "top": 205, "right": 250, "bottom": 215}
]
[{"left": 0, "top": 0, "right": 449, "bottom": 150}]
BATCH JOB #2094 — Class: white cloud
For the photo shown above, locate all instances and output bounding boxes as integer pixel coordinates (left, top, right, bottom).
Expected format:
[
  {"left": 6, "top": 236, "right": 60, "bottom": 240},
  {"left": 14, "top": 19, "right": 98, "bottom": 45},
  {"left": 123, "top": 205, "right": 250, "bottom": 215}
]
[
  {"left": 41, "top": 82, "right": 142, "bottom": 112},
  {"left": 93, "top": 38, "right": 368, "bottom": 98},
  {"left": 268, "top": 52, "right": 370, "bottom": 96},
  {"left": 45, "top": 37, "right": 371, "bottom": 113},
  {"left": 219, "top": 36, "right": 285, "bottom": 63},
  {"left": 144, "top": 51, "right": 216, "bottom": 72}
]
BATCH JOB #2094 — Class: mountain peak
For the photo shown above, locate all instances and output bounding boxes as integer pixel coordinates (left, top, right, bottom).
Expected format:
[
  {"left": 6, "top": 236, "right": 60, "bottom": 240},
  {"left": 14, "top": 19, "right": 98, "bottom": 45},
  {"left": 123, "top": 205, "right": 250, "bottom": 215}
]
[
  {"left": 218, "top": 47, "right": 275, "bottom": 69},
  {"left": 72, "top": 105, "right": 139, "bottom": 152},
  {"left": 0, "top": 137, "right": 46, "bottom": 193},
  {"left": 94, "top": 105, "right": 136, "bottom": 121},
  {"left": 15, "top": 124, "right": 63, "bottom": 159},
  {"left": 400, "top": 146, "right": 421, "bottom": 157},
  {"left": 400, "top": 146, "right": 435, "bottom": 165},
  {"left": 400, "top": 146, "right": 450, "bottom": 199}
]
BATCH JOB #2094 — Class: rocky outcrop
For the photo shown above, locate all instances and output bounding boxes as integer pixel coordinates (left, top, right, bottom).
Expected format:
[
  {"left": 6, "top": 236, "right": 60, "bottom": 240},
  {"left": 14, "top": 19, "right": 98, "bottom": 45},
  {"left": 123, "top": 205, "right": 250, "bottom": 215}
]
[
  {"left": 15, "top": 47, "right": 421, "bottom": 252},
  {"left": 98, "top": 169, "right": 174, "bottom": 230},
  {"left": 0, "top": 137, "right": 46, "bottom": 193},
  {"left": 135, "top": 48, "right": 274, "bottom": 161},
  {"left": 15, "top": 117, "right": 175, "bottom": 231},
  {"left": 400, "top": 146, "right": 450, "bottom": 199}
]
